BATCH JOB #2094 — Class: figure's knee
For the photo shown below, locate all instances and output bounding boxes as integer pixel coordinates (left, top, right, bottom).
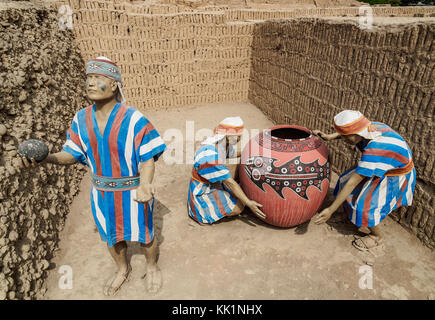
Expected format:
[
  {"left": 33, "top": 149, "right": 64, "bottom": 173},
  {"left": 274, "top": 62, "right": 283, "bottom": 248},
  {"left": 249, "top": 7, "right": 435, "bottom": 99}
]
[{"left": 229, "top": 200, "right": 244, "bottom": 216}]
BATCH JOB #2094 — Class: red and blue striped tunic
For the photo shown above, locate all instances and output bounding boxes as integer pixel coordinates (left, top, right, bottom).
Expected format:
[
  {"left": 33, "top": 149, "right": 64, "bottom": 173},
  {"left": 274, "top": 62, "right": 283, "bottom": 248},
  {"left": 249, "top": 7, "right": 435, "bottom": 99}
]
[
  {"left": 334, "top": 122, "right": 416, "bottom": 227},
  {"left": 63, "top": 103, "right": 167, "bottom": 247},
  {"left": 187, "top": 142, "right": 238, "bottom": 224}
]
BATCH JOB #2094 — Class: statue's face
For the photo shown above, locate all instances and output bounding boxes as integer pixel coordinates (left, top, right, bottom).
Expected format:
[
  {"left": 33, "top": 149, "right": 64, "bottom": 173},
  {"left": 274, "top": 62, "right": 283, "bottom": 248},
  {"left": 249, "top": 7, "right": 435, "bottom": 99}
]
[
  {"left": 342, "top": 134, "right": 363, "bottom": 145},
  {"left": 85, "top": 74, "right": 117, "bottom": 101}
]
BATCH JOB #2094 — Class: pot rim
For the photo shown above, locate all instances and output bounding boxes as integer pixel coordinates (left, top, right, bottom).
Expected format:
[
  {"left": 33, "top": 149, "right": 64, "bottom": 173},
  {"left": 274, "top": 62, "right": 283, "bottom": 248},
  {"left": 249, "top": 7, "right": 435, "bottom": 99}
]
[{"left": 266, "top": 125, "right": 313, "bottom": 142}]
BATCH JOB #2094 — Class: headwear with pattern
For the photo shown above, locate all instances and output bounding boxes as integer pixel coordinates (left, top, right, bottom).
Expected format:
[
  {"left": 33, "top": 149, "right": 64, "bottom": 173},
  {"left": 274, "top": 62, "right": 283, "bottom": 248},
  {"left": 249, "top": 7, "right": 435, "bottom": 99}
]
[
  {"left": 86, "top": 56, "right": 125, "bottom": 103},
  {"left": 334, "top": 110, "right": 381, "bottom": 140},
  {"left": 201, "top": 116, "right": 244, "bottom": 145}
]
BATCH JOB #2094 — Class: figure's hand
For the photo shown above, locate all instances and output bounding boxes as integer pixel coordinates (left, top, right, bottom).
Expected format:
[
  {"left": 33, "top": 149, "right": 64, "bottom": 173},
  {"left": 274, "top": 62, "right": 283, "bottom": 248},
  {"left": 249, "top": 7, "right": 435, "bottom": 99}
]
[
  {"left": 312, "top": 130, "right": 332, "bottom": 141},
  {"left": 19, "top": 156, "right": 37, "bottom": 168},
  {"left": 246, "top": 200, "right": 266, "bottom": 220},
  {"left": 314, "top": 207, "right": 333, "bottom": 224},
  {"left": 134, "top": 183, "right": 155, "bottom": 203}
]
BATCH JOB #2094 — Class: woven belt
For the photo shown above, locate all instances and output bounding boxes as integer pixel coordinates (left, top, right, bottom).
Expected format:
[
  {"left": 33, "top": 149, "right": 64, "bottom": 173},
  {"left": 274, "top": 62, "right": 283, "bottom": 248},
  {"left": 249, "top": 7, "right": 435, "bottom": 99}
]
[
  {"left": 385, "top": 159, "right": 414, "bottom": 177},
  {"left": 91, "top": 173, "right": 140, "bottom": 191}
]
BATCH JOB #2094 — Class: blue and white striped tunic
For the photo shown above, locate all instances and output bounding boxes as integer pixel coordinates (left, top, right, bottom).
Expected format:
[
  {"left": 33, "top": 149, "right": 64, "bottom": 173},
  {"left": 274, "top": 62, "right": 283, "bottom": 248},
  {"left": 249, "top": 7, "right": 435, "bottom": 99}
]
[
  {"left": 187, "top": 141, "right": 238, "bottom": 224},
  {"left": 334, "top": 122, "right": 416, "bottom": 227}
]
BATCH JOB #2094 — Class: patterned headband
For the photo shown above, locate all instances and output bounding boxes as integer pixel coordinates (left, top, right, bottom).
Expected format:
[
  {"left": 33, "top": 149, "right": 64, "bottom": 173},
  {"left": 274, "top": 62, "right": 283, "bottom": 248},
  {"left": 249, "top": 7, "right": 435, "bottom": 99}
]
[
  {"left": 214, "top": 123, "right": 244, "bottom": 136},
  {"left": 86, "top": 58, "right": 122, "bottom": 83},
  {"left": 334, "top": 115, "right": 371, "bottom": 135}
]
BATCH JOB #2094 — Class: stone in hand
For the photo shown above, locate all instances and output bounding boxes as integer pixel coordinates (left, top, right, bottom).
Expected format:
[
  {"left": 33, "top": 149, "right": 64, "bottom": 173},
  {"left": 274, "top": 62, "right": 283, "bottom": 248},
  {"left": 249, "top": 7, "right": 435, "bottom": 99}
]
[{"left": 18, "top": 139, "right": 49, "bottom": 162}]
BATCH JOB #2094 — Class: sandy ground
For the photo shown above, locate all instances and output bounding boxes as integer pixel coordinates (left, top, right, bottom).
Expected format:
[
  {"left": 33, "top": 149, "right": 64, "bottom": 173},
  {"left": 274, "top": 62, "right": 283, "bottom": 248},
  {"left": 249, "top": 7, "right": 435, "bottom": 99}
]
[{"left": 43, "top": 102, "right": 435, "bottom": 300}]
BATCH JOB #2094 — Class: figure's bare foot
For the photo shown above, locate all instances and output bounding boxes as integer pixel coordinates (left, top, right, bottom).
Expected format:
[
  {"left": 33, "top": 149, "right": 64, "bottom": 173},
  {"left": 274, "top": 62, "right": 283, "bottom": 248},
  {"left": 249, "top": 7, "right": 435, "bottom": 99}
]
[
  {"left": 142, "top": 263, "right": 162, "bottom": 294},
  {"left": 103, "top": 265, "right": 131, "bottom": 296}
]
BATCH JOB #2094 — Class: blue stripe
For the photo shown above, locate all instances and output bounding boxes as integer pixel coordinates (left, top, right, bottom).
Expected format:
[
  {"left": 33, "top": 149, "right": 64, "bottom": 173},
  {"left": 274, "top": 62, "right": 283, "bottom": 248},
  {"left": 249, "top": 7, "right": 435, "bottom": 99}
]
[
  {"left": 139, "top": 143, "right": 167, "bottom": 163},
  {"left": 196, "top": 154, "right": 219, "bottom": 165},
  {"left": 133, "top": 116, "right": 150, "bottom": 137},
  {"left": 197, "top": 165, "right": 228, "bottom": 176},
  {"left": 137, "top": 202, "right": 145, "bottom": 242},
  {"left": 355, "top": 166, "right": 376, "bottom": 177},
  {"left": 148, "top": 200, "right": 154, "bottom": 242},
  {"left": 77, "top": 108, "right": 97, "bottom": 171},
  {"left": 62, "top": 144, "right": 87, "bottom": 165},
  {"left": 106, "top": 191, "right": 116, "bottom": 246}
]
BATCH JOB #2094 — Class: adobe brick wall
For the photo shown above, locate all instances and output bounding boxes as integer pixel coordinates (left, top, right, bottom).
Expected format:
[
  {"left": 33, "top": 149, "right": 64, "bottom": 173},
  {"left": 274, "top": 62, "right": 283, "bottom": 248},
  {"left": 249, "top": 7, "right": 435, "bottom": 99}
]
[
  {"left": 46, "top": 0, "right": 435, "bottom": 110},
  {"left": 249, "top": 18, "right": 434, "bottom": 248},
  {"left": 0, "top": 1, "right": 88, "bottom": 299}
]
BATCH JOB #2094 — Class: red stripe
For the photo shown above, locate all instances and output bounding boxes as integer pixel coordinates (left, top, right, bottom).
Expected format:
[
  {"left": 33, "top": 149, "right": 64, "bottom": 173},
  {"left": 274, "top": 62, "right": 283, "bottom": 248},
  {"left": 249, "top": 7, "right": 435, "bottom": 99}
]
[
  {"left": 108, "top": 104, "right": 128, "bottom": 241},
  {"left": 361, "top": 178, "right": 381, "bottom": 227},
  {"left": 108, "top": 104, "right": 128, "bottom": 177},
  {"left": 144, "top": 202, "right": 150, "bottom": 243},
  {"left": 363, "top": 148, "right": 409, "bottom": 166},
  {"left": 212, "top": 190, "right": 227, "bottom": 216},
  {"left": 134, "top": 122, "right": 153, "bottom": 151},
  {"left": 85, "top": 106, "right": 102, "bottom": 176},
  {"left": 68, "top": 128, "right": 82, "bottom": 147},
  {"left": 114, "top": 192, "right": 123, "bottom": 241},
  {"left": 197, "top": 160, "right": 222, "bottom": 171},
  {"left": 85, "top": 106, "right": 104, "bottom": 200}
]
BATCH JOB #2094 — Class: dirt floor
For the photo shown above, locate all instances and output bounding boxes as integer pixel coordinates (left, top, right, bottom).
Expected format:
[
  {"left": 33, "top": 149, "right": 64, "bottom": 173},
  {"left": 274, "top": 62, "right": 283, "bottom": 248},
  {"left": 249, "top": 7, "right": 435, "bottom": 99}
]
[{"left": 43, "top": 102, "right": 435, "bottom": 300}]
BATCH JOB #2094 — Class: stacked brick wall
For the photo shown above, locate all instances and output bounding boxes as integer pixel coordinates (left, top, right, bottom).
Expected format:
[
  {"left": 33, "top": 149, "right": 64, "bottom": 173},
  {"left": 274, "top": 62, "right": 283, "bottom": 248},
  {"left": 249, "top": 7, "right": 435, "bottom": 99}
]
[
  {"left": 46, "top": 0, "right": 435, "bottom": 110},
  {"left": 249, "top": 18, "right": 434, "bottom": 248}
]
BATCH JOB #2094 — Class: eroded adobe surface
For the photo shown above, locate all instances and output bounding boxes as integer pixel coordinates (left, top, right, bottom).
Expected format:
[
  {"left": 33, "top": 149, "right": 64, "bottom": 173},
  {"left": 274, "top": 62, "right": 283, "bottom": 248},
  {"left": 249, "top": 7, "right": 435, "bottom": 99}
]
[{"left": 0, "top": 1, "right": 88, "bottom": 299}]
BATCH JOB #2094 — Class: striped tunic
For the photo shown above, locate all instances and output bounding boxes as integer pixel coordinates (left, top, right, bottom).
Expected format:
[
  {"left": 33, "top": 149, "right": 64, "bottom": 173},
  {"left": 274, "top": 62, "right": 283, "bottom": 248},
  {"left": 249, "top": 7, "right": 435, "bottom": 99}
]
[
  {"left": 63, "top": 103, "right": 167, "bottom": 247},
  {"left": 334, "top": 122, "right": 416, "bottom": 227},
  {"left": 187, "top": 141, "right": 238, "bottom": 224}
]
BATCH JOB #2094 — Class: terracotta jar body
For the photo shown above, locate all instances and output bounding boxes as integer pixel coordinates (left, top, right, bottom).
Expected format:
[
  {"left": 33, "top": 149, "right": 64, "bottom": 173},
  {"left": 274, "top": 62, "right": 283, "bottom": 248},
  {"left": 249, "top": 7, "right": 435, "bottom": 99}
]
[{"left": 239, "top": 125, "right": 330, "bottom": 227}]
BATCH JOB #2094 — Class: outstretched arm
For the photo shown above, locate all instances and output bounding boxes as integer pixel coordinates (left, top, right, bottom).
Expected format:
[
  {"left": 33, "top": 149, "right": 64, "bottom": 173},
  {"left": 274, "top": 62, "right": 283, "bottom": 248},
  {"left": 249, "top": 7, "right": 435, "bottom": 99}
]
[
  {"left": 44, "top": 151, "right": 78, "bottom": 165},
  {"left": 20, "top": 151, "right": 78, "bottom": 167},
  {"left": 314, "top": 172, "right": 364, "bottom": 224},
  {"left": 223, "top": 177, "right": 266, "bottom": 220},
  {"left": 312, "top": 130, "right": 341, "bottom": 141}
]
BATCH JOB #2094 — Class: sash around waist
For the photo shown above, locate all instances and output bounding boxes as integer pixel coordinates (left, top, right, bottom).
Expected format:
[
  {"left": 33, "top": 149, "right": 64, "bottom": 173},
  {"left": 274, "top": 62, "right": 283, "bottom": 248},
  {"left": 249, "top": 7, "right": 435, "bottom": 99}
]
[
  {"left": 385, "top": 159, "right": 414, "bottom": 177},
  {"left": 91, "top": 173, "right": 140, "bottom": 191}
]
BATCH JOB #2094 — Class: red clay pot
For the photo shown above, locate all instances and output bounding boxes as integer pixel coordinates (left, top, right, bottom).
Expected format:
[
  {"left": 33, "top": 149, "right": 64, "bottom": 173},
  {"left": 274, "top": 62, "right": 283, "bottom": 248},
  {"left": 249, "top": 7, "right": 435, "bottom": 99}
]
[{"left": 239, "top": 125, "right": 330, "bottom": 227}]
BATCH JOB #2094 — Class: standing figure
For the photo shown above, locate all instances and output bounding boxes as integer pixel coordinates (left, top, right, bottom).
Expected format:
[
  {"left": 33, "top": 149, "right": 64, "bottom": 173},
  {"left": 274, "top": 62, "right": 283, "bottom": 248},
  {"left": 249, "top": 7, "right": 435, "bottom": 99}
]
[
  {"left": 19, "top": 57, "right": 167, "bottom": 295},
  {"left": 313, "top": 110, "right": 416, "bottom": 251},
  {"left": 187, "top": 117, "right": 266, "bottom": 224}
]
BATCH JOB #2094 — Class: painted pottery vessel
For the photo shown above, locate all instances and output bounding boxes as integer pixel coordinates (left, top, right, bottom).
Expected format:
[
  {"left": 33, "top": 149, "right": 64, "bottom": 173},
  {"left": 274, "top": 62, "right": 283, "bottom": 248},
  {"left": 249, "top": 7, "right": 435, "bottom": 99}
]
[{"left": 239, "top": 125, "right": 330, "bottom": 227}]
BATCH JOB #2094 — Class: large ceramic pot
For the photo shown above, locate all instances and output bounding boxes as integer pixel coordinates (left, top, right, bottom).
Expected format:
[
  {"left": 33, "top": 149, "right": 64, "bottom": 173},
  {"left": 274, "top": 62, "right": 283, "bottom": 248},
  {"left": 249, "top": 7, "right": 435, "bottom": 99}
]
[{"left": 239, "top": 125, "right": 330, "bottom": 227}]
